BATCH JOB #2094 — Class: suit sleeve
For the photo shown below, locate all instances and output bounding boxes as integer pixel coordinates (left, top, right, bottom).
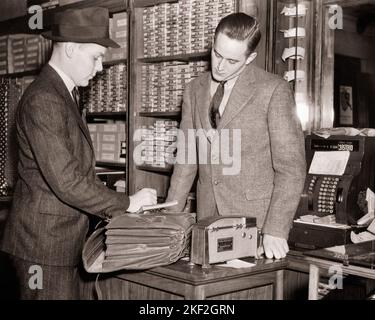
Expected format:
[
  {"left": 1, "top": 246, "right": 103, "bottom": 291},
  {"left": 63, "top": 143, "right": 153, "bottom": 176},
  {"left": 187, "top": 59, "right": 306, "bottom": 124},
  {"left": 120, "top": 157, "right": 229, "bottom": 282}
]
[
  {"left": 20, "top": 93, "right": 129, "bottom": 219},
  {"left": 165, "top": 81, "right": 198, "bottom": 212},
  {"left": 262, "top": 80, "right": 306, "bottom": 239}
]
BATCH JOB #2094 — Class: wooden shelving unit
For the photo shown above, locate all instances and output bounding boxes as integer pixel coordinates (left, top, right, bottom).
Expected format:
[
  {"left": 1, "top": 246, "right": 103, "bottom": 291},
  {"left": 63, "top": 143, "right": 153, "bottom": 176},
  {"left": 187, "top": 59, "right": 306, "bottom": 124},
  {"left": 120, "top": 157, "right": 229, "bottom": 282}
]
[
  {"left": 103, "top": 58, "right": 127, "bottom": 67},
  {"left": 139, "top": 52, "right": 210, "bottom": 63},
  {"left": 0, "top": 69, "right": 39, "bottom": 78},
  {"left": 86, "top": 111, "right": 127, "bottom": 119},
  {"left": 133, "top": 0, "right": 178, "bottom": 8},
  {"left": 96, "top": 161, "right": 126, "bottom": 169},
  {"left": 139, "top": 111, "right": 180, "bottom": 118}
]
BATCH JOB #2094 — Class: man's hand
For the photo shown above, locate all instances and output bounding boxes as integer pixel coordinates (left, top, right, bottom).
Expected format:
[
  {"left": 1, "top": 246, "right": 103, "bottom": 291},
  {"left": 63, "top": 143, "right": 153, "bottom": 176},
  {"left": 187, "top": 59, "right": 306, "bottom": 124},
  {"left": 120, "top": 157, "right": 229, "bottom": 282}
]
[
  {"left": 257, "top": 234, "right": 289, "bottom": 260},
  {"left": 127, "top": 188, "right": 157, "bottom": 213}
]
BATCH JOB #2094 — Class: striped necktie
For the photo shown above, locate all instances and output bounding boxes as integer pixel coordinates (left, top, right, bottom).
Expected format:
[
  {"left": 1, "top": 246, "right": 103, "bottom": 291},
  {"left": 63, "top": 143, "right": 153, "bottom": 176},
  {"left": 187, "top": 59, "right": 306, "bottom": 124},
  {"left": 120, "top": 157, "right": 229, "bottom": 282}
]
[
  {"left": 72, "top": 87, "right": 81, "bottom": 114},
  {"left": 209, "top": 81, "right": 226, "bottom": 129}
]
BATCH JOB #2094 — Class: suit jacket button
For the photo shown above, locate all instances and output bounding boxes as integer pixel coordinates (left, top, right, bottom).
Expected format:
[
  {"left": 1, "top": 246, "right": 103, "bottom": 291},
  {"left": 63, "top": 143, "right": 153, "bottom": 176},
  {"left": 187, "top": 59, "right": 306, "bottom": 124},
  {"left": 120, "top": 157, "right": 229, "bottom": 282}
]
[{"left": 214, "top": 180, "right": 219, "bottom": 185}]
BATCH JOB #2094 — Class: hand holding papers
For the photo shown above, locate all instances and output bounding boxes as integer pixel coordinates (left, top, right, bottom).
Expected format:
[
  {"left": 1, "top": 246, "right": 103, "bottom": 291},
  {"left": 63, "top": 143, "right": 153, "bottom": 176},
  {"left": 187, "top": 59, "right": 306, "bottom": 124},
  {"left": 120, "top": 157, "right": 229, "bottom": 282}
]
[{"left": 137, "top": 200, "right": 178, "bottom": 214}]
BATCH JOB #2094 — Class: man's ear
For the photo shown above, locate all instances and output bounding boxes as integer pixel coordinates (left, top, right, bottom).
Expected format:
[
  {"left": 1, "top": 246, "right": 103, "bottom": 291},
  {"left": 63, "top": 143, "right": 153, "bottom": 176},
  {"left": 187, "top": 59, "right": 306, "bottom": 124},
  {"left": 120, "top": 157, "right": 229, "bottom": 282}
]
[
  {"left": 64, "top": 42, "right": 76, "bottom": 59},
  {"left": 246, "top": 52, "right": 257, "bottom": 65}
]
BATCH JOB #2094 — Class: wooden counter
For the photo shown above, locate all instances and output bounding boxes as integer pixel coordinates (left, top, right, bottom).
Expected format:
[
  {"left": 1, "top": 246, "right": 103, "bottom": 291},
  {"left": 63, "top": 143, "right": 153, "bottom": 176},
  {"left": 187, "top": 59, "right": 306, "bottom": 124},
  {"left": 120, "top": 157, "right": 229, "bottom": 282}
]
[{"left": 96, "top": 257, "right": 287, "bottom": 300}]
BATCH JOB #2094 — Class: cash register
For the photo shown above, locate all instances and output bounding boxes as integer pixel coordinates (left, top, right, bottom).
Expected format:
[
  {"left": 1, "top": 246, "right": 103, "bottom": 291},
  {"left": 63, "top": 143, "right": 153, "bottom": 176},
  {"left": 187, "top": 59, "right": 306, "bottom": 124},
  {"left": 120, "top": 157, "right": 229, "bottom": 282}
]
[{"left": 289, "top": 134, "right": 375, "bottom": 249}]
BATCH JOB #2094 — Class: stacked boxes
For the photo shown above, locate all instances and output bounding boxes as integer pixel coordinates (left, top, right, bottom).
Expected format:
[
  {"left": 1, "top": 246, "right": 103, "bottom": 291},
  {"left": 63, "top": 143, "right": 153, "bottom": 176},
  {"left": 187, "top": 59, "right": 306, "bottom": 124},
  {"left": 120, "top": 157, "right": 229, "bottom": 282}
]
[
  {"left": 104, "top": 12, "right": 128, "bottom": 63},
  {"left": 141, "top": 61, "right": 209, "bottom": 113},
  {"left": 9, "top": 36, "right": 25, "bottom": 73},
  {"left": 167, "top": 2, "right": 179, "bottom": 56},
  {"left": 0, "top": 36, "right": 7, "bottom": 75},
  {"left": 88, "top": 123, "right": 126, "bottom": 164},
  {"left": 155, "top": 3, "right": 168, "bottom": 57},
  {"left": 179, "top": 0, "right": 192, "bottom": 55},
  {"left": 6, "top": 34, "right": 52, "bottom": 74},
  {"left": 0, "top": 76, "right": 33, "bottom": 195},
  {"left": 143, "top": 0, "right": 236, "bottom": 58},
  {"left": 143, "top": 6, "right": 156, "bottom": 58},
  {"left": 82, "top": 63, "right": 127, "bottom": 113},
  {"left": 139, "top": 120, "right": 179, "bottom": 169},
  {"left": 191, "top": 0, "right": 205, "bottom": 54}
]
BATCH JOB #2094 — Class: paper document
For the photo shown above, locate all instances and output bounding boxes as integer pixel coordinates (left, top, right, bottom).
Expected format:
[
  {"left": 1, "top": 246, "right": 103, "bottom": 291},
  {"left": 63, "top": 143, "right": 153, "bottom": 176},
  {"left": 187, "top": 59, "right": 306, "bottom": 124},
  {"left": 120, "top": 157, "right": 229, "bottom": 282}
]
[
  {"left": 313, "top": 127, "right": 361, "bottom": 139},
  {"left": 308, "top": 151, "right": 350, "bottom": 176},
  {"left": 281, "top": 4, "right": 308, "bottom": 17},
  {"left": 284, "top": 70, "right": 305, "bottom": 82},
  {"left": 282, "top": 46, "right": 305, "bottom": 61},
  {"left": 357, "top": 212, "right": 374, "bottom": 226},
  {"left": 140, "top": 200, "right": 178, "bottom": 213},
  {"left": 367, "top": 218, "right": 375, "bottom": 234},
  {"left": 324, "top": 245, "right": 346, "bottom": 255},
  {"left": 294, "top": 219, "right": 350, "bottom": 229},
  {"left": 281, "top": 27, "right": 306, "bottom": 38},
  {"left": 351, "top": 217, "right": 375, "bottom": 243},
  {"left": 217, "top": 259, "right": 256, "bottom": 269},
  {"left": 351, "top": 231, "right": 375, "bottom": 244},
  {"left": 366, "top": 188, "right": 375, "bottom": 215}
]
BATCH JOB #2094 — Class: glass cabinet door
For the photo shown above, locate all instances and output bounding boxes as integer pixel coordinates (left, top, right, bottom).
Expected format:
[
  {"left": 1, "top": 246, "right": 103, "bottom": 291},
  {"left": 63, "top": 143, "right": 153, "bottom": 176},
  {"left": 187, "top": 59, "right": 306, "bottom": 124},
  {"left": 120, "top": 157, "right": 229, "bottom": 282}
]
[{"left": 271, "top": 0, "right": 314, "bottom": 133}]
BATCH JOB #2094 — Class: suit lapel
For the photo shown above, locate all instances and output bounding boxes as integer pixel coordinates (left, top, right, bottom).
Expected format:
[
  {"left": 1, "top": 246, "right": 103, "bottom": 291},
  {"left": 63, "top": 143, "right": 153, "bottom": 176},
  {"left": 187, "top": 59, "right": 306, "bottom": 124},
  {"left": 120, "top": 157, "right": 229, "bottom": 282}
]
[
  {"left": 42, "top": 65, "right": 94, "bottom": 151},
  {"left": 196, "top": 73, "right": 212, "bottom": 132},
  {"left": 218, "top": 64, "right": 257, "bottom": 130}
]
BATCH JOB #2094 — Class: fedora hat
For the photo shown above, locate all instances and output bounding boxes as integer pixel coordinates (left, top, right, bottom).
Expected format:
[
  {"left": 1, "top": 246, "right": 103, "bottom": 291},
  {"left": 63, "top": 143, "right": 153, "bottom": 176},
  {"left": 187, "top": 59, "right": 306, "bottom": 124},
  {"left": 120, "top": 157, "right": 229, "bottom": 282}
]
[{"left": 42, "top": 7, "right": 120, "bottom": 48}]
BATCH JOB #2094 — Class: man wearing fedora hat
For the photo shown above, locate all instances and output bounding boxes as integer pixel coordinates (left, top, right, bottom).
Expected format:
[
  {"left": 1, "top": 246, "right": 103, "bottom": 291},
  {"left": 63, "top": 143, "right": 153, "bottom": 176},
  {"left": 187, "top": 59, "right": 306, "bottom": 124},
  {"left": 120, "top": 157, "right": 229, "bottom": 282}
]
[{"left": 0, "top": 7, "right": 156, "bottom": 300}]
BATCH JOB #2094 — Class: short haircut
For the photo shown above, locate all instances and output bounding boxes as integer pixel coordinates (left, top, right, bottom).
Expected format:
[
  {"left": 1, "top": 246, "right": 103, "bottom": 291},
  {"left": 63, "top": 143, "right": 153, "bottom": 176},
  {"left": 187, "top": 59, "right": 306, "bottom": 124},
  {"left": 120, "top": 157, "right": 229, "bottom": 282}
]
[{"left": 214, "top": 12, "right": 261, "bottom": 56}]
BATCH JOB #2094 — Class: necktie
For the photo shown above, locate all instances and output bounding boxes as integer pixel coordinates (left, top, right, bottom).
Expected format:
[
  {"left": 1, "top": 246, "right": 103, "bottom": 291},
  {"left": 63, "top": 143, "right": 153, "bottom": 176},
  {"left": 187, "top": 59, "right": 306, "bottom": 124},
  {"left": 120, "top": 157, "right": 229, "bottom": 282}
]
[
  {"left": 72, "top": 87, "right": 81, "bottom": 114},
  {"left": 209, "top": 81, "right": 226, "bottom": 129}
]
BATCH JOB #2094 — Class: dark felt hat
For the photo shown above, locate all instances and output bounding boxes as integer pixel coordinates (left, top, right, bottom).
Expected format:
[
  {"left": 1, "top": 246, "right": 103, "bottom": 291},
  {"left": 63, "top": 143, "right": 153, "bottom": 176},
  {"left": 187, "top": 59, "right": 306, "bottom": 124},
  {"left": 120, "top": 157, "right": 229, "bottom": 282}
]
[{"left": 42, "top": 7, "right": 120, "bottom": 48}]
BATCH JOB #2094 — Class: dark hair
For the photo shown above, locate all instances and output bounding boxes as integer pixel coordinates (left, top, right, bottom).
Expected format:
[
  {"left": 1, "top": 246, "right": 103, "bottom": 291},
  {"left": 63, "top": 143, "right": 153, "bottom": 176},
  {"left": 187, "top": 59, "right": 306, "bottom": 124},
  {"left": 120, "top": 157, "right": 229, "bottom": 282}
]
[{"left": 214, "top": 12, "right": 261, "bottom": 56}]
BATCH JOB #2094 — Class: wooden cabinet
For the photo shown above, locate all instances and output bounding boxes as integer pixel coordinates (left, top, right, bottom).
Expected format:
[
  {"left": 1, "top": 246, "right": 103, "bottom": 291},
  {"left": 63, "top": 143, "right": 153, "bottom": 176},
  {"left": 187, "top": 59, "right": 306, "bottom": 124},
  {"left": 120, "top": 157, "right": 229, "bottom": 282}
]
[{"left": 96, "top": 258, "right": 286, "bottom": 300}]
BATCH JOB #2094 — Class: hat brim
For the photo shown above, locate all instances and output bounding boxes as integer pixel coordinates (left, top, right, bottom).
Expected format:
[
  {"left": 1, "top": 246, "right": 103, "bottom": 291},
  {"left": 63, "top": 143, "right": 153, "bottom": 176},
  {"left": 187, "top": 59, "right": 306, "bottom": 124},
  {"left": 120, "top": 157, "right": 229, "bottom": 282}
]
[{"left": 42, "top": 31, "right": 121, "bottom": 48}]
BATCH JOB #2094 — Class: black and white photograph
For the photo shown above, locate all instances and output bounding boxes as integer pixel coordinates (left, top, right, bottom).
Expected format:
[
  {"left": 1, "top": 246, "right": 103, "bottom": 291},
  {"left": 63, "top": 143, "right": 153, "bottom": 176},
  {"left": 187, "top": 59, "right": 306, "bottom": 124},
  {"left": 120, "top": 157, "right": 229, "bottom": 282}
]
[{"left": 0, "top": 0, "right": 374, "bottom": 311}]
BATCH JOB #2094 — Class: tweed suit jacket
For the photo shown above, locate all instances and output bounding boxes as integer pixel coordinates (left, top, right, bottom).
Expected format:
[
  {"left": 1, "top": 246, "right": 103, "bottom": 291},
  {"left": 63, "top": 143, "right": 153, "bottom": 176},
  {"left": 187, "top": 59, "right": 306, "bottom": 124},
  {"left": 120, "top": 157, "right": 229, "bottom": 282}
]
[
  {"left": 1, "top": 65, "right": 129, "bottom": 266},
  {"left": 166, "top": 64, "right": 306, "bottom": 239}
]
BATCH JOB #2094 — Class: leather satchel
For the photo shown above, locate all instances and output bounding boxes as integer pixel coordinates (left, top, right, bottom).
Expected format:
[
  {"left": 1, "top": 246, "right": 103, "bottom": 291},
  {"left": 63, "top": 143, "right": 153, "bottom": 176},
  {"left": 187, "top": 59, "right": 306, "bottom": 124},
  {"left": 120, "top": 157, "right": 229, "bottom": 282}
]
[{"left": 82, "top": 211, "right": 196, "bottom": 273}]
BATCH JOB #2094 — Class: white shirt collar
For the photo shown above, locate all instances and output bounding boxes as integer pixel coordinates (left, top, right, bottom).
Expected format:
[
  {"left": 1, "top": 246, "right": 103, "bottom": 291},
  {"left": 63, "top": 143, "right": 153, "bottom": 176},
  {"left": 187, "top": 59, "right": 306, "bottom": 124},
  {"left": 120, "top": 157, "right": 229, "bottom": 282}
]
[
  {"left": 48, "top": 61, "right": 76, "bottom": 96},
  {"left": 211, "top": 75, "right": 239, "bottom": 93},
  {"left": 224, "top": 75, "right": 239, "bottom": 90}
]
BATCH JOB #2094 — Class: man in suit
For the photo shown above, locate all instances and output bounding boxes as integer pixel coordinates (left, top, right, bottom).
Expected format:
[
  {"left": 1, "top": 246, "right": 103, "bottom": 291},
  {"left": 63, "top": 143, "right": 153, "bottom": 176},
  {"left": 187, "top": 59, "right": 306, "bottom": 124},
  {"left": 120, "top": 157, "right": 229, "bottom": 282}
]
[
  {"left": 166, "top": 13, "right": 306, "bottom": 260},
  {"left": 0, "top": 7, "right": 156, "bottom": 299}
]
